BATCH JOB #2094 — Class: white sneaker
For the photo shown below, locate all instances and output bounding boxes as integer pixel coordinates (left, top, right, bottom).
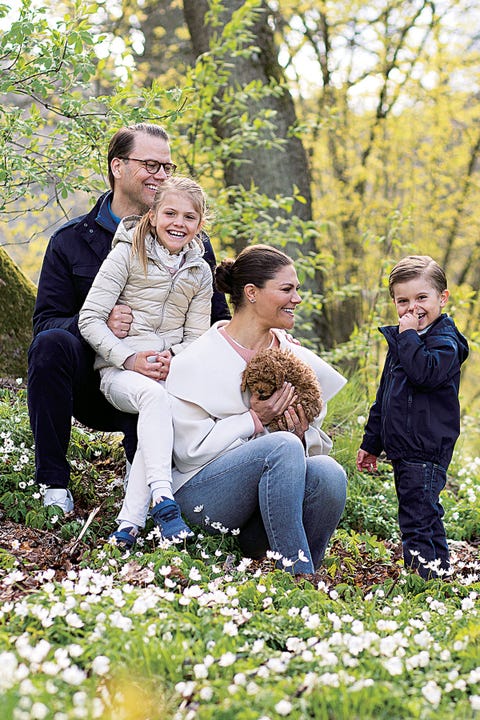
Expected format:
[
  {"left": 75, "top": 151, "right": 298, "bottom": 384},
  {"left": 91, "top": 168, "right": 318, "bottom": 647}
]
[{"left": 44, "top": 488, "right": 74, "bottom": 513}]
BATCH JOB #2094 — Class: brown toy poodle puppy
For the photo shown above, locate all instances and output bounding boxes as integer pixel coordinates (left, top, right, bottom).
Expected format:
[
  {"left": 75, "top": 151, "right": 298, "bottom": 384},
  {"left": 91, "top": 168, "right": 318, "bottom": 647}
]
[{"left": 241, "top": 348, "right": 323, "bottom": 432}]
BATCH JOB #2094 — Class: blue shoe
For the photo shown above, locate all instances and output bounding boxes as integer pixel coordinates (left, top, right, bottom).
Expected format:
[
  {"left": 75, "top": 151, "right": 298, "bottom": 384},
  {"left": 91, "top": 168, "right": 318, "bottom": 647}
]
[
  {"left": 150, "top": 499, "right": 194, "bottom": 541},
  {"left": 108, "top": 527, "right": 136, "bottom": 549}
]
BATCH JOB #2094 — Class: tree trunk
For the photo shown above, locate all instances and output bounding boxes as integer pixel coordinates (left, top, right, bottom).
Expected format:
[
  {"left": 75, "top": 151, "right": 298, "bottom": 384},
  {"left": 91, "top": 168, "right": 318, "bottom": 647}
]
[
  {"left": 0, "top": 247, "right": 36, "bottom": 378},
  {"left": 183, "top": 0, "right": 331, "bottom": 345},
  {"left": 183, "top": 0, "right": 312, "bottom": 247},
  {"left": 130, "top": 0, "right": 196, "bottom": 79}
]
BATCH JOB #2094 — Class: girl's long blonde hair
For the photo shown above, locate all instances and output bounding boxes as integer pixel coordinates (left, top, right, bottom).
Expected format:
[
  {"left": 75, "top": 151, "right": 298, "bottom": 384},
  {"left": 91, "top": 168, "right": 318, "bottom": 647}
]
[{"left": 131, "top": 176, "right": 209, "bottom": 274}]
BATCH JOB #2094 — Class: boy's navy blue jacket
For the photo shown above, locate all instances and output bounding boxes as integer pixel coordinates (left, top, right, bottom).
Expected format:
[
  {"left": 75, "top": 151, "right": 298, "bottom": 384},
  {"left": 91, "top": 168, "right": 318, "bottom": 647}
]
[
  {"left": 33, "top": 191, "right": 230, "bottom": 340},
  {"left": 361, "top": 314, "right": 469, "bottom": 469}
]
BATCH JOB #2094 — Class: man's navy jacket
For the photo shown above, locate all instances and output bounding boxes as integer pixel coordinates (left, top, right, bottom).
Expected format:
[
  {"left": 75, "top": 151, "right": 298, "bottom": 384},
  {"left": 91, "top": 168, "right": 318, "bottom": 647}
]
[
  {"left": 33, "top": 191, "right": 231, "bottom": 342},
  {"left": 360, "top": 314, "right": 469, "bottom": 469}
]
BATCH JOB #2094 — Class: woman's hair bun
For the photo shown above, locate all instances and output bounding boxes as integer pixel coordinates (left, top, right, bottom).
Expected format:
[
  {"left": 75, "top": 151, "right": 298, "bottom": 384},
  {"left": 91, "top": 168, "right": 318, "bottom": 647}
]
[{"left": 214, "top": 258, "right": 235, "bottom": 294}]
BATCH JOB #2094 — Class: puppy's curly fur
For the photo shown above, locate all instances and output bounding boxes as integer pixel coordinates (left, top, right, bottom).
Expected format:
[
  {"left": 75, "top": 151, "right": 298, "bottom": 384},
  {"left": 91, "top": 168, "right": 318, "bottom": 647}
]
[{"left": 241, "top": 348, "right": 323, "bottom": 432}]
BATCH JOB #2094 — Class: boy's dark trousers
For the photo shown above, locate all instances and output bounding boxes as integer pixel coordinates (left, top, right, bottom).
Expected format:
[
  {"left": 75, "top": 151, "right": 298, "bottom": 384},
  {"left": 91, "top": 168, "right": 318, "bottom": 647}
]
[
  {"left": 391, "top": 459, "right": 449, "bottom": 579},
  {"left": 28, "top": 328, "right": 138, "bottom": 490}
]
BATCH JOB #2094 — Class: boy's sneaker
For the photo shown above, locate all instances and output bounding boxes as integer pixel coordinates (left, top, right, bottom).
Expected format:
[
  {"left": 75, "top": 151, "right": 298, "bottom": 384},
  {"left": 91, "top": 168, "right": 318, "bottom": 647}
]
[
  {"left": 150, "top": 498, "right": 194, "bottom": 541},
  {"left": 43, "top": 488, "right": 74, "bottom": 513}
]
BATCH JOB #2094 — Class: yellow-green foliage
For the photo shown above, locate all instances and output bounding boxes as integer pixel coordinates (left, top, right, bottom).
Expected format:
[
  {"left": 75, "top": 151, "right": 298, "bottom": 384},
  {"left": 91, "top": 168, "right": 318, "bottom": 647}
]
[{"left": 0, "top": 247, "right": 36, "bottom": 378}]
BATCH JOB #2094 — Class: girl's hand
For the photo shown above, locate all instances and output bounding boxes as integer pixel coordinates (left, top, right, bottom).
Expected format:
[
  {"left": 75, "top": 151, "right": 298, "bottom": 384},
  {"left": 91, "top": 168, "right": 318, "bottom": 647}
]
[
  {"left": 250, "top": 382, "right": 297, "bottom": 426},
  {"left": 153, "top": 350, "right": 172, "bottom": 379},
  {"left": 277, "top": 403, "right": 309, "bottom": 439},
  {"left": 124, "top": 350, "right": 172, "bottom": 380}
]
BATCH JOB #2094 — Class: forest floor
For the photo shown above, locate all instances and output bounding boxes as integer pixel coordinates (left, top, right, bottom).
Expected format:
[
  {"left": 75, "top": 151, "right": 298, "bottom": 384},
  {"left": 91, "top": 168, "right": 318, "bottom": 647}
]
[{"left": 1, "top": 514, "right": 478, "bottom": 604}]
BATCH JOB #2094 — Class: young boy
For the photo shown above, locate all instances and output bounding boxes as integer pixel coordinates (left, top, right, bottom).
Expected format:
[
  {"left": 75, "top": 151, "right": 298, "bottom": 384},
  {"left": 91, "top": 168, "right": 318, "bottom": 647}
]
[{"left": 356, "top": 256, "right": 469, "bottom": 579}]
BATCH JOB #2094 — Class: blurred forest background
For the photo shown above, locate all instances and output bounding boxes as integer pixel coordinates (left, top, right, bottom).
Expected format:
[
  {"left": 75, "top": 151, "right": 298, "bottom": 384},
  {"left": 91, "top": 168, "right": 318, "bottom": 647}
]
[{"left": 1, "top": 0, "right": 479, "bottom": 450}]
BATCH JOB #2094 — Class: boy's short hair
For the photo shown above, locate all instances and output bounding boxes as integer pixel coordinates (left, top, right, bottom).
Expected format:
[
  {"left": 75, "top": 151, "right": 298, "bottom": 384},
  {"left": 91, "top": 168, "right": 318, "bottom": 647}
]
[{"left": 388, "top": 255, "right": 447, "bottom": 298}]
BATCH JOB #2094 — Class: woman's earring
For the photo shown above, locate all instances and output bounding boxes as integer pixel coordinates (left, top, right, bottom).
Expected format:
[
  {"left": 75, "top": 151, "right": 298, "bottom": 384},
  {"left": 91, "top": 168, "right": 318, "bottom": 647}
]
[{"left": 249, "top": 298, "right": 256, "bottom": 303}]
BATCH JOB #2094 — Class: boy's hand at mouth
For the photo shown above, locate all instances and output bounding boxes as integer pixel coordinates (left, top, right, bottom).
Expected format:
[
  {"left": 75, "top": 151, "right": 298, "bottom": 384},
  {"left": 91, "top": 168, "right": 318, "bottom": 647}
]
[{"left": 399, "top": 309, "right": 420, "bottom": 333}]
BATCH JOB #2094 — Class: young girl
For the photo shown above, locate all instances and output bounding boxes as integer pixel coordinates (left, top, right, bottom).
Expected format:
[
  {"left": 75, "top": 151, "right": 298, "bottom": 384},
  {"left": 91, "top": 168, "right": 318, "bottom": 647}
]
[{"left": 79, "top": 176, "right": 213, "bottom": 548}]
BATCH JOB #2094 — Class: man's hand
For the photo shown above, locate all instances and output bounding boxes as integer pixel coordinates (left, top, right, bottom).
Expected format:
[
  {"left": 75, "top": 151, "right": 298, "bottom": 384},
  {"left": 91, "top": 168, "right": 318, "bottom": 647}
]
[
  {"left": 356, "top": 449, "right": 378, "bottom": 473},
  {"left": 108, "top": 304, "right": 133, "bottom": 338}
]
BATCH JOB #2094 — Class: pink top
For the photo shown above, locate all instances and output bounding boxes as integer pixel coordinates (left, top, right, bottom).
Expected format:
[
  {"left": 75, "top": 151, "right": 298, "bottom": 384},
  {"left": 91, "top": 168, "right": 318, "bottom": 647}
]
[{"left": 218, "top": 326, "right": 280, "bottom": 436}]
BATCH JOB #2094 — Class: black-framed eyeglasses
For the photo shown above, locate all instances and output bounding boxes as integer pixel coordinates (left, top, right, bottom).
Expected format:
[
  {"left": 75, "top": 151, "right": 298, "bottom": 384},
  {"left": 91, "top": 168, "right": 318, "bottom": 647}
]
[{"left": 118, "top": 157, "right": 177, "bottom": 176}]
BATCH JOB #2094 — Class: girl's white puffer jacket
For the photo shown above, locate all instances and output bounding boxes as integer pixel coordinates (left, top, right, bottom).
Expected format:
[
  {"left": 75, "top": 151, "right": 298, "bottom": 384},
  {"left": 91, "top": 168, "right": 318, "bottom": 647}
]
[{"left": 78, "top": 215, "right": 213, "bottom": 371}]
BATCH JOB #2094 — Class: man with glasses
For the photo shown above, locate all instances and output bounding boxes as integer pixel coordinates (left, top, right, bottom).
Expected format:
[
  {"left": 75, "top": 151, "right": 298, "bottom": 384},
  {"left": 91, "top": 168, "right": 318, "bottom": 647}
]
[{"left": 28, "top": 123, "right": 230, "bottom": 513}]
